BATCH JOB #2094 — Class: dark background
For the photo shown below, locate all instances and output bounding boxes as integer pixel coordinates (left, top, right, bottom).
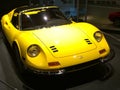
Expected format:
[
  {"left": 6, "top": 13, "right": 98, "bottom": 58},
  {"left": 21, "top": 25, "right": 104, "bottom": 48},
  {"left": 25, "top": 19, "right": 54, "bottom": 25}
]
[{"left": 0, "top": 0, "right": 28, "bottom": 18}]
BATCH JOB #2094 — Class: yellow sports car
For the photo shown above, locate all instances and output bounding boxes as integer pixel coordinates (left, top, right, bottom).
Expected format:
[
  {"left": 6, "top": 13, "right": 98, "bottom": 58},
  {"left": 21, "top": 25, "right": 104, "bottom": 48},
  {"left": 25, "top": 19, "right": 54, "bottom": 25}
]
[{"left": 1, "top": 5, "right": 112, "bottom": 75}]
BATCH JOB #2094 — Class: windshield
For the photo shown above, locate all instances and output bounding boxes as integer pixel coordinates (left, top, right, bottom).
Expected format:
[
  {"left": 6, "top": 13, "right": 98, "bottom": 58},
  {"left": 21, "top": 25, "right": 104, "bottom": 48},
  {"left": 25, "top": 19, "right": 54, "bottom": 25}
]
[{"left": 20, "top": 8, "right": 71, "bottom": 30}]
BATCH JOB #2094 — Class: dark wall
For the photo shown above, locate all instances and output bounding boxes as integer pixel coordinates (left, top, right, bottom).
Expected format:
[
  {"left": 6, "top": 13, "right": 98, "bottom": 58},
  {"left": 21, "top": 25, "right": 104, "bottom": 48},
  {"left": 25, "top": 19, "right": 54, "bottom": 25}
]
[
  {"left": 0, "top": 0, "right": 54, "bottom": 19},
  {"left": 0, "top": 0, "right": 28, "bottom": 18}
]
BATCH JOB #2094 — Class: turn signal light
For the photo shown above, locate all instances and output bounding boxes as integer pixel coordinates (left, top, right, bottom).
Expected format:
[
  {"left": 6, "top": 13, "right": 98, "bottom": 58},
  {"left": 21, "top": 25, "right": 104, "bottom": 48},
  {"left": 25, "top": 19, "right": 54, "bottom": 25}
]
[
  {"left": 48, "top": 61, "right": 60, "bottom": 66},
  {"left": 99, "top": 49, "right": 106, "bottom": 54}
]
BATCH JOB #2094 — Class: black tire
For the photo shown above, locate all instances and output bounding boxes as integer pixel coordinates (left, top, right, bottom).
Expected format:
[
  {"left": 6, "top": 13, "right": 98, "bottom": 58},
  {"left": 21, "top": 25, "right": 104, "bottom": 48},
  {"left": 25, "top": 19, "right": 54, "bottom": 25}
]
[{"left": 13, "top": 43, "right": 25, "bottom": 74}]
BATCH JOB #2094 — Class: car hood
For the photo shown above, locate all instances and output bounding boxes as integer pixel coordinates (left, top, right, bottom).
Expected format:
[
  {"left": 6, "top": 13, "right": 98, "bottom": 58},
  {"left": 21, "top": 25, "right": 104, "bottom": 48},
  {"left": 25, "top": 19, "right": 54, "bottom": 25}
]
[{"left": 33, "top": 24, "right": 97, "bottom": 58}]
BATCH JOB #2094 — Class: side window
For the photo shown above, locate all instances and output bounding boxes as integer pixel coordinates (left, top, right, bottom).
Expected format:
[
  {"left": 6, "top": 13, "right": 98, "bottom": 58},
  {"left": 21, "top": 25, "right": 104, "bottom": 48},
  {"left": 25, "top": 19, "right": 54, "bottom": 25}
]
[
  {"left": 21, "top": 14, "right": 33, "bottom": 30},
  {"left": 11, "top": 13, "right": 19, "bottom": 29}
]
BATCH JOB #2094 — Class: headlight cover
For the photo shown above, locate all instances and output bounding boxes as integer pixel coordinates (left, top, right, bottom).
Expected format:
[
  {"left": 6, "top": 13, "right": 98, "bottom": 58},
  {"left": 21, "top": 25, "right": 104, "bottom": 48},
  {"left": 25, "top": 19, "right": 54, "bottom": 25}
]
[
  {"left": 94, "top": 31, "right": 103, "bottom": 42},
  {"left": 27, "top": 44, "right": 40, "bottom": 57}
]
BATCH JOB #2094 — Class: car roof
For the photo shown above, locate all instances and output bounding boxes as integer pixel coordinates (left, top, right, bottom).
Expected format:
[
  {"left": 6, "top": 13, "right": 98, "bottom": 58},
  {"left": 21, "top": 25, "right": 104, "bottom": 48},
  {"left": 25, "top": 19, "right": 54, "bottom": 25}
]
[{"left": 14, "top": 5, "right": 59, "bottom": 14}]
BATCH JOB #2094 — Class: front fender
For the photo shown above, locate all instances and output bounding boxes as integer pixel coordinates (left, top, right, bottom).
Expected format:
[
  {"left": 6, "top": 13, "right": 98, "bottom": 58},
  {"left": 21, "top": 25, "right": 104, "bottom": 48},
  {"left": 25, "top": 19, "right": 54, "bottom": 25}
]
[{"left": 13, "top": 32, "right": 42, "bottom": 60}]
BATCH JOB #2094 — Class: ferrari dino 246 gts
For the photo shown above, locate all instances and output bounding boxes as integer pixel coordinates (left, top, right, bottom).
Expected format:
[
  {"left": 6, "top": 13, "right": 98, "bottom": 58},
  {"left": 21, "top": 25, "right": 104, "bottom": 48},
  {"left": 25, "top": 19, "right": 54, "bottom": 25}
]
[{"left": 1, "top": 5, "right": 113, "bottom": 75}]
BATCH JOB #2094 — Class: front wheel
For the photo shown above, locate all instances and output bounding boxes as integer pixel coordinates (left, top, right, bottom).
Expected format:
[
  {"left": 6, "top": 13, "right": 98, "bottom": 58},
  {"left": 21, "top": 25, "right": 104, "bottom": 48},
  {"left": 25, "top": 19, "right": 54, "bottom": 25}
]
[{"left": 13, "top": 43, "right": 25, "bottom": 74}]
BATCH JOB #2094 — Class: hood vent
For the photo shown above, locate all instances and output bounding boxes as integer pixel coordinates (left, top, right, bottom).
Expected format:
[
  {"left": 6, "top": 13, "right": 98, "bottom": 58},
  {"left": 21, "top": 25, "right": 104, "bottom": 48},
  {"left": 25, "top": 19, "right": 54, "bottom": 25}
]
[
  {"left": 50, "top": 46, "right": 58, "bottom": 53},
  {"left": 84, "top": 39, "right": 92, "bottom": 44}
]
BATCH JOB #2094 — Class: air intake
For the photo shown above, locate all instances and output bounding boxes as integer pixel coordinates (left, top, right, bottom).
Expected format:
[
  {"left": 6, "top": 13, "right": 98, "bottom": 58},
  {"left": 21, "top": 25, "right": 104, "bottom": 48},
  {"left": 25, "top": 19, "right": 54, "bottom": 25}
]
[
  {"left": 50, "top": 46, "right": 58, "bottom": 52},
  {"left": 84, "top": 39, "right": 92, "bottom": 44}
]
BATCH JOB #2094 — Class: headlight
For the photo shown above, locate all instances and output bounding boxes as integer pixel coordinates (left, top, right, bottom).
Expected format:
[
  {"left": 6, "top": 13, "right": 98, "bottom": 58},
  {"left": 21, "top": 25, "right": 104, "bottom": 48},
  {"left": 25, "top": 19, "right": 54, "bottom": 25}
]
[
  {"left": 94, "top": 31, "right": 103, "bottom": 42},
  {"left": 27, "top": 44, "right": 40, "bottom": 57}
]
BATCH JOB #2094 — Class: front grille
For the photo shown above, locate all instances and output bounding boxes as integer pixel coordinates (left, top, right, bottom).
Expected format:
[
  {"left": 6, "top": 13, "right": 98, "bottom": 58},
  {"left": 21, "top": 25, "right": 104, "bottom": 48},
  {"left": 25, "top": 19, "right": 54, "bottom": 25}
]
[{"left": 26, "top": 59, "right": 101, "bottom": 75}]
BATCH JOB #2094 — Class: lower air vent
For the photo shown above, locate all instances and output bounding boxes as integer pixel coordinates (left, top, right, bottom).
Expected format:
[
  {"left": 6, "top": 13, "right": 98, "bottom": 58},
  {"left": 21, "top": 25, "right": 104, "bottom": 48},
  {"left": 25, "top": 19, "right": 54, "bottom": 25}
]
[
  {"left": 50, "top": 46, "right": 58, "bottom": 52},
  {"left": 85, "top": 39, "right": 92, "bottom": 44}
]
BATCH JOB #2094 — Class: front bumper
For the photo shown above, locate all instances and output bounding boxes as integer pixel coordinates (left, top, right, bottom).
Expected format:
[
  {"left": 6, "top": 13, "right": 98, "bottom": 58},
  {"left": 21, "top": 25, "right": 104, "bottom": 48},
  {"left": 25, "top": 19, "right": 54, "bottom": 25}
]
[
  {"left": 26, "top": 49, "right": 115, "bottom": 75},
  {"left": 27, "top": 59, "right": 102, "bottom": 75}
]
